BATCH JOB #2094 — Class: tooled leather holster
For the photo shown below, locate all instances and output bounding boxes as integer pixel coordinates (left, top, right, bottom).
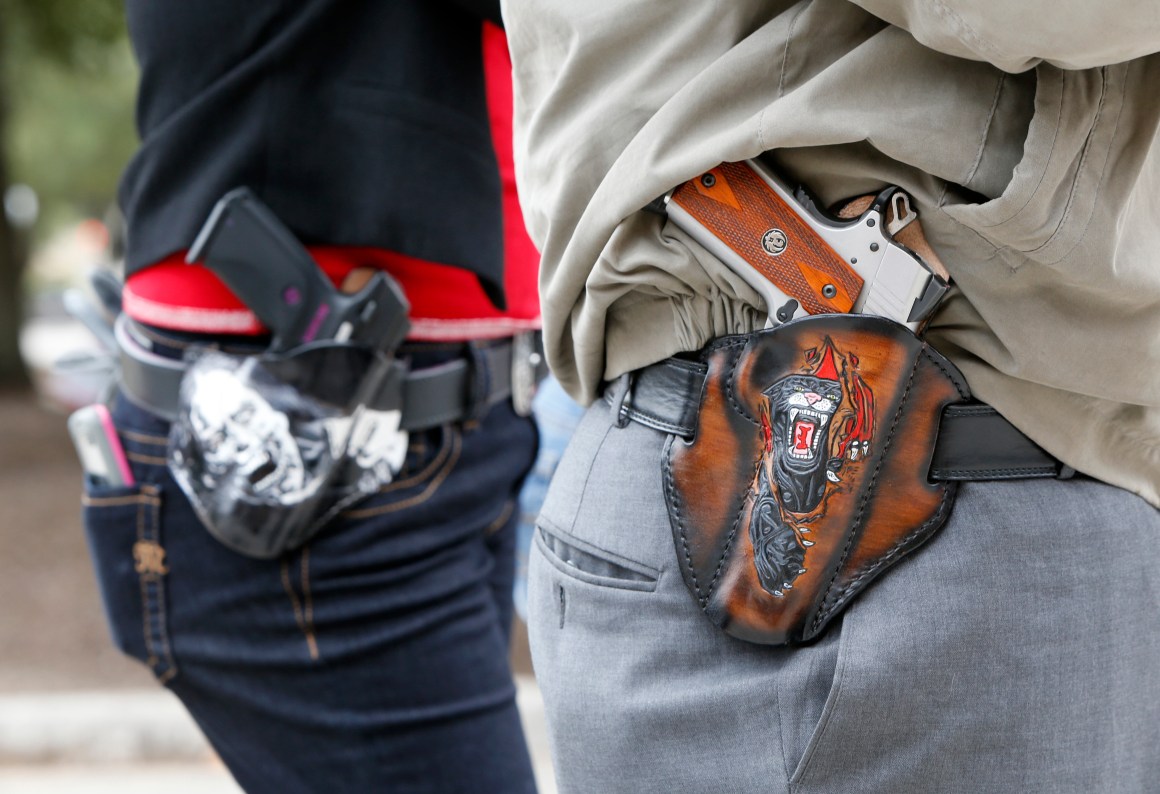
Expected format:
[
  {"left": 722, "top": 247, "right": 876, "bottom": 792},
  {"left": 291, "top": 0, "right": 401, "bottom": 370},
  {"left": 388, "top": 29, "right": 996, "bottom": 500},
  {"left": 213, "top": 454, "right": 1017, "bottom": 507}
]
[{"left": 663, "top": 313, "right": 972, "bottom": 645}]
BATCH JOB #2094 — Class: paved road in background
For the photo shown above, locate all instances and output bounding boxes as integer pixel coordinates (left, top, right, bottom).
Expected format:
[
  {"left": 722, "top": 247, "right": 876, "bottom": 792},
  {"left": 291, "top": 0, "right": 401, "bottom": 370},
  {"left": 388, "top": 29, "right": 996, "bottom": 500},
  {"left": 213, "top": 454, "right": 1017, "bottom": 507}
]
[{"left": 0, "top": 678, "right": 556, "bottom": 793}]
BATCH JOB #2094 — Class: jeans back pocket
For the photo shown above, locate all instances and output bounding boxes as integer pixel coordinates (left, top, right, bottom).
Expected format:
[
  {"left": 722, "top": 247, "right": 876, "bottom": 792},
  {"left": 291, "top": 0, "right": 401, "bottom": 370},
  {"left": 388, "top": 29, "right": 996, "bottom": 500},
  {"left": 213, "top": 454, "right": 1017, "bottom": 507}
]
[{"left": 83, "top": 481, "right": 177, "bottom": 683}]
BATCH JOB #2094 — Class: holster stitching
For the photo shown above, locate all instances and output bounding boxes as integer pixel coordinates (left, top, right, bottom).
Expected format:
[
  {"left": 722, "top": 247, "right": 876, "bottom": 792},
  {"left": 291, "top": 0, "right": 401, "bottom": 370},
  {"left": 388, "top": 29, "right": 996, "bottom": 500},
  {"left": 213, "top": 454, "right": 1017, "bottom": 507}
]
[
  {"left": 663, "top": 437, "right": 705, "bottom": 606},
  {"left": 810, "top": 349, "right": 924, "bottom": 634},
  {"left": 809, "top": 345, "right": 968, "bottom": 633},
  {"left": 818, "top": 485, "right": 955, "bottom": 619},
  {"left": 723, "top": 340, "right": 760, "bottom": 427},
  {"left": 703, "top": 345, "right": 765, "bottom": 603}
]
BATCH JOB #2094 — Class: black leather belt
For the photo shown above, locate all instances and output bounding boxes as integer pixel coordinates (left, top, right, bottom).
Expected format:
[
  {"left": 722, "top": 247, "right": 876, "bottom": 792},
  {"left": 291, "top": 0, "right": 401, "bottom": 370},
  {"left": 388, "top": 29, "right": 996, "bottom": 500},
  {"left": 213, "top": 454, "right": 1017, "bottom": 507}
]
[
  {"left": 606, "top": 357, "right": 1071, "bottom": 481},
  {"left": 115, "top": 315, "right": 542, "bottom": 429}
]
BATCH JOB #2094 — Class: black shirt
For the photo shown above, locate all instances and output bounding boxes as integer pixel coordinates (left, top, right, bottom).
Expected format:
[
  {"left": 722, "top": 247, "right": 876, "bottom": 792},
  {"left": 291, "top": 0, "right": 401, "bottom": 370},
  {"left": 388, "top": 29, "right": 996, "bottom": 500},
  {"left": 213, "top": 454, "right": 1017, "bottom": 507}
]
[{"left": 120, "top": 0, "right": 507, "bottom": 307}]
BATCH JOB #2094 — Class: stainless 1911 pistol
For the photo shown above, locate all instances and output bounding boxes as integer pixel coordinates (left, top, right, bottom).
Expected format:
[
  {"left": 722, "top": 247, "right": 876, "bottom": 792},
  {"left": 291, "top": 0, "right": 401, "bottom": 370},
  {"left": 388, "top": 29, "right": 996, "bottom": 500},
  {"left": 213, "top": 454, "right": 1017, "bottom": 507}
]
[{"left": 657, "top": 159, "right": 948, "bottom": 331}]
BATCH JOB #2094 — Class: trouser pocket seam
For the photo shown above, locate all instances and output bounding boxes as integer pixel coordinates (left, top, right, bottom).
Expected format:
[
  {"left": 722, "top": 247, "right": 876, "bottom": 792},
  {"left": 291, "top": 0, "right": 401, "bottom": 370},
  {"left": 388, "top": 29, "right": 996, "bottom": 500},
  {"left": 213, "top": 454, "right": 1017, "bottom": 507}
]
[
  {"left": 786, "top": 615, "right": 855, "bottom": 788},
  {"left": 535, "top": 520, "right": 660, "bottom": 592}
]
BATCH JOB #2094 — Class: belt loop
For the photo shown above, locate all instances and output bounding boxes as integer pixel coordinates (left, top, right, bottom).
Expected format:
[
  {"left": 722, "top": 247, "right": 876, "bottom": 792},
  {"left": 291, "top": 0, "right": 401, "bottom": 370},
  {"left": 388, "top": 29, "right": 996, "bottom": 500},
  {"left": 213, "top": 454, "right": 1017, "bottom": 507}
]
[
  {"left": 465, "top": 341, "right": 493, "bottom": 425},
  {"left": 510, "top": 331, "right": 543, "bottom": 417},
  {"left": 1057, "top": 464, "right": 1077, "bottom": 480},
  {"left": 607, "top": 372, "right": 634, "bottom": 429}
]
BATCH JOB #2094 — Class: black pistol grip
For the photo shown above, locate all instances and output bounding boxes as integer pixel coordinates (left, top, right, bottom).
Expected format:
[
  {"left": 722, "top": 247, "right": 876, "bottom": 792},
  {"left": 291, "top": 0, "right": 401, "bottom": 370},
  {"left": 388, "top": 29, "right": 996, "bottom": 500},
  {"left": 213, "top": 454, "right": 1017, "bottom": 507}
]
[
  {"left": 189, "top": 188, "right": 334, "bottom": 352},
  {"left": 345, "top": 273, "right": 410, "bottom": 353},
  {"left": 190, "top": 188, "right": 411, "bottom": 353}
]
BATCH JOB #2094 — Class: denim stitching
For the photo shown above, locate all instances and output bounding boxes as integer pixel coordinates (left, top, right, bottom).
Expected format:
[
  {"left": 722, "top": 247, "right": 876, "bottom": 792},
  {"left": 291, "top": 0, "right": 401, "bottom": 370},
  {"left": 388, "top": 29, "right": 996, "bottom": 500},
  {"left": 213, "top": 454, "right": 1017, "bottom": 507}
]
[
  {"left": 83, "top": 493, "right": 153, "bottom": 508},
  {"left": 485, "top": 499, "right": 515, "bottom": 536},
  {"left": 128, "top": 451, "right": 168, "bottom": 466},
  {"left": 148, "top": 488, "right": 178, "bottom": 685},
  {"left": 135, "top": 484, "right": 177, "bottom": 683},
  {"left": 135, "top": 490, "right": 153, "bottom": 672},
  {"left": 280, "top": 554, "right": 319, "bottom": 661},
  {"left": 341, "top": 429, "right": 462, "bottom": 518},
  {"left": 120, "top": 428, "right": 169, "bottom": 446},
  {"left": 301, "top": 546, "right": 319, "bottom": 660},
  {"left": 375, "top": 425, "right": 456, "bottom": 494}
]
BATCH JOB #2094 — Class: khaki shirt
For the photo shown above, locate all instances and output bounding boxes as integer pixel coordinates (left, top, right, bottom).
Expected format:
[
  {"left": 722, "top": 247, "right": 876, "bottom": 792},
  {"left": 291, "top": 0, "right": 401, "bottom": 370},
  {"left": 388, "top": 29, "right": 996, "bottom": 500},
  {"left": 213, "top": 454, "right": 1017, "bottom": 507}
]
[{"left": 502, "top": 0, "right": 1160, "bottom": 507}]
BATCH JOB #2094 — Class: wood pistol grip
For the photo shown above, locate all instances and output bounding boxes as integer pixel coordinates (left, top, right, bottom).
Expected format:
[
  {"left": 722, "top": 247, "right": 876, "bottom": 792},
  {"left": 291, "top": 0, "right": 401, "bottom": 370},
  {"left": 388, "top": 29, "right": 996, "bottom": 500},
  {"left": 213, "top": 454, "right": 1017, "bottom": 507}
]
[{"left": 669, "top": 161, "right": 863, "bottom": 316}]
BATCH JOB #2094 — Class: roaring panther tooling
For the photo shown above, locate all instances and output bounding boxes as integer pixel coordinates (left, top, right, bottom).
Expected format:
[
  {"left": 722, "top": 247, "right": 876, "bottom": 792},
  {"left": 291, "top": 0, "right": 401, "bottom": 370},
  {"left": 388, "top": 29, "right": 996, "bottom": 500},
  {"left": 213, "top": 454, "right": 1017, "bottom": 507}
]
[{"left": 751, "top": 339, "right": 875, "bottom": 596}]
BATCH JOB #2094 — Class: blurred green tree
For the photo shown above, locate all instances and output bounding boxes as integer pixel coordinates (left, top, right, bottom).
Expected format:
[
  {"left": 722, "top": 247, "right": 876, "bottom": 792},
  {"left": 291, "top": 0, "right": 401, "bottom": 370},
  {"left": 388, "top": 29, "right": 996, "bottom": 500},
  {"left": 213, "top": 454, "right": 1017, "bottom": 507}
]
[{"left": 0, "top": 0, "right": 134, "bottom": 390}]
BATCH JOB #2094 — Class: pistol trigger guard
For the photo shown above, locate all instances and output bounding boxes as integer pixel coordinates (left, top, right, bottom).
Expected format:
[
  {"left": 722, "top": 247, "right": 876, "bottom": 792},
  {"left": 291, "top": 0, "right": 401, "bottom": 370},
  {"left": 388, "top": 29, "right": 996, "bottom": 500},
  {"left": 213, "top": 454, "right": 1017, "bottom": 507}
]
[{"left": 887, "top": 192, "right": 918, "bottom": 237}]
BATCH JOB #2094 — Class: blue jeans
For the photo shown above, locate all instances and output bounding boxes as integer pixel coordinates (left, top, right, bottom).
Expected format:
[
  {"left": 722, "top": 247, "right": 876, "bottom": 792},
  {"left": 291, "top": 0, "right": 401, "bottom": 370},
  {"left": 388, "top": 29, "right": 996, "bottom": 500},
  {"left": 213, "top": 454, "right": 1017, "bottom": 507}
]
[{"left": 82, "top": 345, "right": 539, "bottom": 793}]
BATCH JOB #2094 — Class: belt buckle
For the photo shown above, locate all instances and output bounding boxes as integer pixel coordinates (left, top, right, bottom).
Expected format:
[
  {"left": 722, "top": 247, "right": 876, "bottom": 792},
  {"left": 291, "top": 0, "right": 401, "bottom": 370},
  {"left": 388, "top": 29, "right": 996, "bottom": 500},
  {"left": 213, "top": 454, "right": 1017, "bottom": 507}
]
[{"left": 511, "top": 331, "right": 544, "bottom": 417}]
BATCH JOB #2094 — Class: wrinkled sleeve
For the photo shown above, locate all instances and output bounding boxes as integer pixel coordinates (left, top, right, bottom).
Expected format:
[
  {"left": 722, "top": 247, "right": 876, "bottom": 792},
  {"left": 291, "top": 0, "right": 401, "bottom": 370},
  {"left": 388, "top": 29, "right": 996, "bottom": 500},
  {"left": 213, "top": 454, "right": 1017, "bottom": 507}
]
[{"left": 848, "top": 0, "right": 1160, "bottom": 71}]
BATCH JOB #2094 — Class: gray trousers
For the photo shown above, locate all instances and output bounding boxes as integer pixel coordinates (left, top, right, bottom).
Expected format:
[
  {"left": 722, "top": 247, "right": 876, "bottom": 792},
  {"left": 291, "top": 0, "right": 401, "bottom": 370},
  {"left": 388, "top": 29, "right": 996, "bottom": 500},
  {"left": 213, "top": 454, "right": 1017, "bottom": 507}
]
[{"left": 528, "top": 399, "right": 1160, "bottom": 793}]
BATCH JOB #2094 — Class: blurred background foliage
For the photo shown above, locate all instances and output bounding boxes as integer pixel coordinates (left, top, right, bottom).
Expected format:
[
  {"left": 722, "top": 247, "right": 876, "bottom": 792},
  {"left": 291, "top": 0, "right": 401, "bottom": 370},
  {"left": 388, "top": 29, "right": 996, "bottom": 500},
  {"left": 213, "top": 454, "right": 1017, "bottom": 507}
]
[
  {"left": 4, "top": 0, "right": 136, "bottom": 235},
  {"left": 0, "top": 0, "right": 136, "bottom": 388}
]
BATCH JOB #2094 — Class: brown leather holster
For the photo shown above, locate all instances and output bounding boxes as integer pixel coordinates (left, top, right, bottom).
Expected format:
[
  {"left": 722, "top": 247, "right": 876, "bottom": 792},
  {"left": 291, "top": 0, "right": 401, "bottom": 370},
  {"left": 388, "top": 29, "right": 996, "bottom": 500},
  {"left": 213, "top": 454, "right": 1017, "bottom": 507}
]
[{"left": 664, "top": 314, "right": 970, "bottom": 645}]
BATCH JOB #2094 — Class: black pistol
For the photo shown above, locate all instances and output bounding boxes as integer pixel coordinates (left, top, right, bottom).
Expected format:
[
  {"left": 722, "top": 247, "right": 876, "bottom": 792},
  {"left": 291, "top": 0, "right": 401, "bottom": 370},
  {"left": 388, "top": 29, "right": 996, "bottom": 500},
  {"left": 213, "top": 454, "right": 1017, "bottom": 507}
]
[{"left": 188, "top": 188, "right": 410, "bottom": 355}]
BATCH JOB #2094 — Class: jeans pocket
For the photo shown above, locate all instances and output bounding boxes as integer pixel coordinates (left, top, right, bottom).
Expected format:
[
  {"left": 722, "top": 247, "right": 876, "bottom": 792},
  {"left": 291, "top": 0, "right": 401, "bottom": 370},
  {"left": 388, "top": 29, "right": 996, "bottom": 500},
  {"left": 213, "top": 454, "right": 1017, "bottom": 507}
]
[
  {"left": 83, "top": 480, "right": 178, "bottom": 684},
  {"left": 336, "top": 423, "right": 461, "bottom": 522}
]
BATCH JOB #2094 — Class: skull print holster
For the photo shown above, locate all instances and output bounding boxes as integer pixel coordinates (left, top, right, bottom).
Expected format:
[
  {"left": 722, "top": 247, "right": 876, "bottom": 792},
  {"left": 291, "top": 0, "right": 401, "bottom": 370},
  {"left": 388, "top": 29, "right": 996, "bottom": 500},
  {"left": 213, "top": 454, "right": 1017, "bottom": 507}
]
[
  {"left": 168, "top": 342, "right": 409, "bottom": 560},
  {"left": 663, "top": 314, "right": 970, "bottom": 645}
]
